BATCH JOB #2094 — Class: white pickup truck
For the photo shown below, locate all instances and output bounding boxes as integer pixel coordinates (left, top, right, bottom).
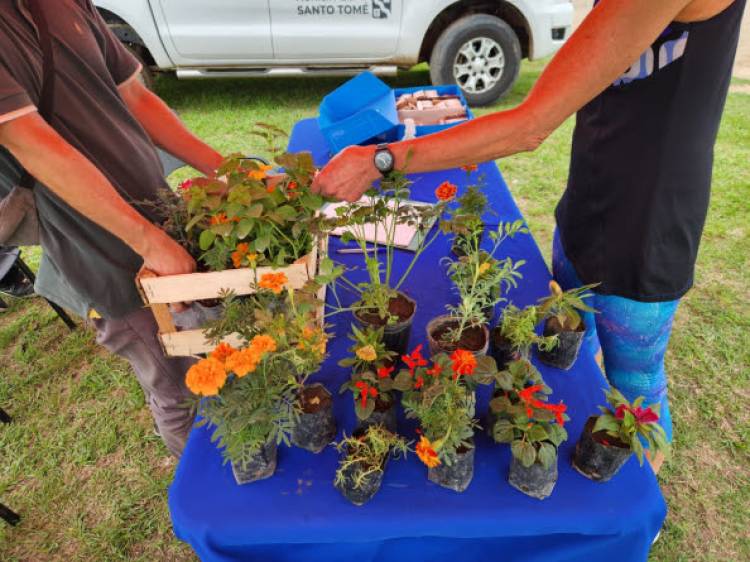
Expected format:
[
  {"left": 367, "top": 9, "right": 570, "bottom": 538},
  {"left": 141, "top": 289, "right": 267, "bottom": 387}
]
[{"left": 94, "top": 0, "right": 573, "bottom": 106}]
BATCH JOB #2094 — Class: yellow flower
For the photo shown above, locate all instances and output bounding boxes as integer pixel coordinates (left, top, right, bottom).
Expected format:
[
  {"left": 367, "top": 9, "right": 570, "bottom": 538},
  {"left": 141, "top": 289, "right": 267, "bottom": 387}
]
[
  {"left": 250, "top": 334, "right": 277, "bottom": 354},
  {"left": 247, "top": 164, "right": 274, "bottom": 181},
  {"left": 259, "top": 272, "right": 288, "bottom": 294},
  {"left": 415, "top": 435, "right": 441, "bottom": 468},
  {"left": 185, "top": 358, "right": 227, "bottom": 397},
  {"left": 355, "top": 345, "right": 377, "bottom": 362},
  {"left": 478, "top": 262, "right": 491, "bottom": 275}
]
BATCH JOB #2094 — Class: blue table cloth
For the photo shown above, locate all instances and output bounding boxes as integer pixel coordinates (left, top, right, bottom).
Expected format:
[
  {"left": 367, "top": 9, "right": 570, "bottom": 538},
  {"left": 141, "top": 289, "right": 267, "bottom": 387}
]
[{"left": 169, "top": 118, "right": 667, "bottom": 562}]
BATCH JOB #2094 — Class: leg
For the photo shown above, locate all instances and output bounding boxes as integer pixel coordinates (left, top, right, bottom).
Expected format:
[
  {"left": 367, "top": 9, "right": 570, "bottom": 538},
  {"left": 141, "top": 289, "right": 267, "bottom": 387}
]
[
  {"left": 0, "top": 503, "right": 21, "bottom": 526},
  {"left": 13, "top": 258, "right": 76, "bottom": 331},
  {"left": 552, "top": 229, "right": 599, "bottom": 357},
  {"left": 594, "top": 295, "right": 679, "bottom": 444},
  {"left": 94, "top": 308, "right": 197, "bottom": 457}
]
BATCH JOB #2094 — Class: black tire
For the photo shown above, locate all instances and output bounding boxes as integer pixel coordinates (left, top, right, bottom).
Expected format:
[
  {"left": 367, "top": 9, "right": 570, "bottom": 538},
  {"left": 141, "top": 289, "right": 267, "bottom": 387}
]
[
  {"left": 124, "top": 45, "right": 155, "bottom": 90},
  {"left": 429, "top": 14, "right": 521, "bottom": 107}
]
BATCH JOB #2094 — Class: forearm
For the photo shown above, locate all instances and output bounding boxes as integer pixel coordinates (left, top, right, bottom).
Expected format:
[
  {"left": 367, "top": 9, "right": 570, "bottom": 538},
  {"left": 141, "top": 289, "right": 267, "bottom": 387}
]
[
  {"left": 0, "top": 112, "right": 159, "bottom": 256},
  {"left": 120, "top": 82, "right": 223, "bottom": 176},
  {"left": 387, "top": 0, "right": 692, "bottom": 174}
]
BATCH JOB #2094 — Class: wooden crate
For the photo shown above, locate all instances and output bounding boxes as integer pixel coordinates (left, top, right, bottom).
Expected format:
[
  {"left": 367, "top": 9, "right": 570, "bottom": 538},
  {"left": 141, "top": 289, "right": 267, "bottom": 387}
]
[{"left": 137, "top": 237, "right": 327, "bottom": 357}]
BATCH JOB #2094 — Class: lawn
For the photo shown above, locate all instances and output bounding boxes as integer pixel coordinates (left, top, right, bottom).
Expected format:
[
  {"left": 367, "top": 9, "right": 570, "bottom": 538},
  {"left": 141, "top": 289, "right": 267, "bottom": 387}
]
[{"left": 0, "top": 61, "right": 748, "bottom": 561}]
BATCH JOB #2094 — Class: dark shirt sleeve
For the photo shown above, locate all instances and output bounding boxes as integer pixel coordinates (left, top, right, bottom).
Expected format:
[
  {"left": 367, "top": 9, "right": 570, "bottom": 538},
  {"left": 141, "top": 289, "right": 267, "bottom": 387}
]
[
  {"left": 81, "top": 0, "right": 141, "bottom": 85},
  {"left": 0, "top": 61, "right": 36, "bottom": 124}
]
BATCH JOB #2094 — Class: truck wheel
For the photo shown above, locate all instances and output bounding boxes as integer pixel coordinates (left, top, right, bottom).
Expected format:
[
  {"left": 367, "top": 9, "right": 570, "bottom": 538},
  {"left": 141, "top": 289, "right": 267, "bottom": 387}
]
[{"left": 429, "top": 14, "right": 521, "bottom": 107}]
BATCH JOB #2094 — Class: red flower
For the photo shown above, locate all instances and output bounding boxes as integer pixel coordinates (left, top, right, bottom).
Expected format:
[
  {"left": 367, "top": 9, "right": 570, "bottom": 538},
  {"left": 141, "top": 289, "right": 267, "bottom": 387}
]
[
  {"left": 377, "top": 365, "right": 395, "bottom": 379},
  {"left": 425, "top": 363, "right": 442, "bottom": 377},
  {"left": 287, "top": 180, "right": 298, "bottom": 191},
  {"left": 450, "top": 349, "right": 477, "bottom": 379},
  {"left": 414, "top": 376, "right": 425, "bottom": 390},
  {"left": 179, "top": 179, "right": 194, "bottom": 191},
  {"left": 435, "top": 181, "right": 458, "bottom": 201},
  {"left": 355, "top": 381, "right": 378, "bottom": 409},
  {"left": 461, "top": 164, "right": 478, "bottom": 173},
  {"left": 402, "top": 345, "right": 428, "bottom": 376},
  {"left": 615, "top": 404, "right": 659, "bottom": 424}
]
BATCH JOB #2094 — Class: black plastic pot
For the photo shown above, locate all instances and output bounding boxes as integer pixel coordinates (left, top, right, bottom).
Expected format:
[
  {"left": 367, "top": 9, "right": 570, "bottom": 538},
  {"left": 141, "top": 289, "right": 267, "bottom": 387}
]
[
  {"left": 536, "top": 317, "right": 585, "bottom": 370},
  {"left": 357, "top": 396, "right": 398, "bottom": 434},
  {"left": 335, "top": 458, "right": 387, "bottom": 506},
  {"left": 508, "top": 455, "right": 558, "bottom": 500},
  {"left": 428, "top": 443, "right": 475, "bottom": 493},
  {"left": 426, "top": 314, "right": 489, "bottom": 357},
  {"left": 572, "top": 416, "right": 632, "bottom": 482},
  {"left": 451, "top": 230, "right": 484, "bottom": 258},
  {"left": 489, "top": 327, "right": 518, "bottom": 371},
  {"left": 291, "top": 383, "right": 337, "bottom": 454},
  {"left": 231, "top": 440, "right": 278, "bottom": 485},
  {"left": 355, "top": 292, "right": 417, "bottom": 358}
]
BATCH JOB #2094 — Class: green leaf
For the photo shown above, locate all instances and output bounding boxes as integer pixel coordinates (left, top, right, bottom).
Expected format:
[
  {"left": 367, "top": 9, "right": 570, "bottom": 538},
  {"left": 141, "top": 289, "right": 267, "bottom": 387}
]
[
  {"left": 199, "top": 229, "right": 216, "bottom": 251},
  {"left": 246, "top": 203, "right": 264, "bottom": 218},
  {"left": 254, "top": 234, "right": 270, "bottom": 253},
  {"left": 492, "top": 419, "right": 515, "bottom": 443},
  {"left": 392, "top": 371, "right": 413, "bottom": 392},
  {"left": 511, "top": 440, "right": 536, "bottom": 468},
  {"left": 237, "top": 218, "right": 254, "bottom": 239},
  {"left": 355, "top": 399, "right": 376, "bottom": 421},
  {"left": 537, "top": 442, "right": 557, "bottom": 470}
]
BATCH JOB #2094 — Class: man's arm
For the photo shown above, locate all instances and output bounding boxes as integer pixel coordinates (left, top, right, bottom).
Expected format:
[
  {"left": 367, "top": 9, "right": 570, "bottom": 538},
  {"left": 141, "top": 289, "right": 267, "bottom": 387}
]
[
  {"left": 118, "top": 78, "right": 224, "bottom": 177},
  {"left": 0, "top": 111, "right": 195, "bottom": 276},
  {"left": 312, "top": 0, "right": 714, "bottom": 201}
]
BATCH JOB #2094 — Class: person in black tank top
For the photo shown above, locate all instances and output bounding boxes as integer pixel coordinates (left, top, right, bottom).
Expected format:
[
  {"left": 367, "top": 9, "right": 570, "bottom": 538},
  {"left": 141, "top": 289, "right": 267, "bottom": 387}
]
[{"left": 315, "top": 0, "right": 746, "bottom": 469}]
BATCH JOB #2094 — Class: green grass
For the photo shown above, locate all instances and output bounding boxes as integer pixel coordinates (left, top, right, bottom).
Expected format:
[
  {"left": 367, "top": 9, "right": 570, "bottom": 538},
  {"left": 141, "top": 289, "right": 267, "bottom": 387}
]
[{"left": 1, "top": 60, "right": 748, "bottom": 561}]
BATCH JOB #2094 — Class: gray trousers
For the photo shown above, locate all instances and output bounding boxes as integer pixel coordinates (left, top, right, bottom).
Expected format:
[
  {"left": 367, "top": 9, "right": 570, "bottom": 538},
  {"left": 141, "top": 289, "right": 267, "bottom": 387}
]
[{"left": 94, "top": 307, "right": 196, "bottom": 457}]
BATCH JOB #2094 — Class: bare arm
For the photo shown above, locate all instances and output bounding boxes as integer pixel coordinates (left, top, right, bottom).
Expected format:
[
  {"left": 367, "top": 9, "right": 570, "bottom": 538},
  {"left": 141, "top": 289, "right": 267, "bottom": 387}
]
[
  {"left": 118, "top": 78, "right": 224, "bottom": 176},
  {"left": 313, "top": 0, "right": 705, "bottom": 201},
  {"left": 0, "top": 111, "right": 195, "bottom": 276}
]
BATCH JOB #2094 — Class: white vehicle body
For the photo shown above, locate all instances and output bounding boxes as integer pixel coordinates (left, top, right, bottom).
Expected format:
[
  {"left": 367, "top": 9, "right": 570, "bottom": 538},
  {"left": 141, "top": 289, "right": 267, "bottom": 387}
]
[{"left": 94, "top": 0, "right": 573, "bottom": 105}]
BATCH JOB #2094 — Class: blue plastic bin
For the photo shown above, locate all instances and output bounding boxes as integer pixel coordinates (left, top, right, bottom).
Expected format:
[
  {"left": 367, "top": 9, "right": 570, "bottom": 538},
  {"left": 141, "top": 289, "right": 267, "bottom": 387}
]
[
  {"left": 317, "top": 72, "right": 399, "bottom": 154},
  {"left": 394, "top": 84, "right": 474, "bottom": 139}
]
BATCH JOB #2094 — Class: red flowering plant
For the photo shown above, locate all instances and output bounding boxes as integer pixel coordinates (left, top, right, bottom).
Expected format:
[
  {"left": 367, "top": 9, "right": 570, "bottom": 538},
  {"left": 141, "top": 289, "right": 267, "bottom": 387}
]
[
  {"left": 338, "top": 325, "right": 399, "bottom": 421},
  {"left": 174, "top": 123, "right": 324, "bottom": 272},
  {"left": 491, "top": 380, "right": 569, "bottom": 470},
  {"left": 394, "top": 347, "right": 499, "bottom": 466},
  {"left": 592, "top": 388, "right": 670, "bottom": 465}
]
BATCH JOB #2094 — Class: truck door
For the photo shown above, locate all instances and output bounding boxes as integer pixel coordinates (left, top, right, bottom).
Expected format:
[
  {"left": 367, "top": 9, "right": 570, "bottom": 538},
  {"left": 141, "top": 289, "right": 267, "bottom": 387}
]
[
  {"left": 270, "top": 0, "right": 403, "bottom": 61},
  {"left": 152, "top": 0, "right": 273, "bottom": 64}
]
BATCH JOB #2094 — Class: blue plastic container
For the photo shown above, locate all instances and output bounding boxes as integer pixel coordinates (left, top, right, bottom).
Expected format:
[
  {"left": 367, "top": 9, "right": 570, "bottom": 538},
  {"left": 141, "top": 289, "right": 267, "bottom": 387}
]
[
  {"left": 317, "top": 72, "right": 399, "bottom": 154},
  {"left": 394, "top": 84, "right": 474, "bottom": 139}
]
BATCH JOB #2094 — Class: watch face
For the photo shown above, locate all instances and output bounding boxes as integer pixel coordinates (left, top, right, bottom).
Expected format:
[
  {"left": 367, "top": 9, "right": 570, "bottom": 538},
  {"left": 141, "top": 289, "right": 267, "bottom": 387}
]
[{"left": 375, "top": 150, "right": 394, "bottom": 173}]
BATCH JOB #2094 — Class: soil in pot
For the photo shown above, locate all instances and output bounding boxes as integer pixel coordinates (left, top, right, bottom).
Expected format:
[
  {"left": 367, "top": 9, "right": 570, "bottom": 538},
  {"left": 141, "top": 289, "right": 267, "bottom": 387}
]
[
  {"left": 335, "top": 458, "right": 386, "bottom": 506},
  {"left": 536, "top": 317, "right": 585, "bottom": 371},
  {"left": 231, "top": 440, "right": 278, "bottom": 485},
  {"left": 427, "top": 316, "right": 489, "bottom": 356},
  {"left": 428, "top": 441, "right": 475, "bottom": 492},
  {"left": 355, "top": 293, "right": 416, "bottom": 357},
  {"left": 356, "top": 394, "right": 398, "bottom": 434},
  {"left": 489, "top": 327, "right": 518, "bottom": 371},
  {"left": 572, "top": 416, "right": 632, "bottom": 482},
  {"left": 292, "top": 383, "right": 337, "bottom": 453},
  {"left": 508, "top": 455, "right": 558, "bottom": 500}
]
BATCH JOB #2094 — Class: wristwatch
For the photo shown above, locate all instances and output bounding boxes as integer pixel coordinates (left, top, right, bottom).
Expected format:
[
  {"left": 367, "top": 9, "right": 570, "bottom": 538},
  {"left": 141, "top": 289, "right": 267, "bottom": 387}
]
[{"left": 373, "top": 143, "right": 395, "bottom": 176}]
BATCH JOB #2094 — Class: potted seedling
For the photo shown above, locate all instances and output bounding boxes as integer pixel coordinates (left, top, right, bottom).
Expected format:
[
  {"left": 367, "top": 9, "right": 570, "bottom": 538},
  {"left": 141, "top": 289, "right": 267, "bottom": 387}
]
[
  {"left": 490, "top": 304, "right": 558, "bottom": 370},
  {"left": 492, "top": 383, "right": 569, "bottom": 499},
  {"left": 428, "top": 220, "right": 527, "bottom": 357},
  {"left": 185, "top": 333, "right": 298, "bottom": 484},
  {"left": 334, "top": 425, "right": 410, "bottom": 506},
  {"left": 486, "top": 357, "right": 550, "bottom": 436},
  {"left": 396, "top": 348, "right": 497, "bottom": 492},
  {"left": 573, "top": 388, "right": 670, "bottom": 482},
  {"left": 324, "top": 169, "right": 452, "bottom": 356},
  {"left": 535, "top": 281, "right": 597, "bottom": 370},
  {"left": 338, "top": 325, "right": 399, "bottom": 433}
]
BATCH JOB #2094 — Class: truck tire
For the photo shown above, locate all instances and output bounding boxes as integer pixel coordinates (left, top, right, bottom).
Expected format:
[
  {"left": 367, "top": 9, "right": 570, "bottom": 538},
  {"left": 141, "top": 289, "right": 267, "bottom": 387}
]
[
  {"left": 429, "top": 14, "right": 521, "bottom": 107},
  {"left": 125, "top": 45, "right": 155, "bottom": 90}
]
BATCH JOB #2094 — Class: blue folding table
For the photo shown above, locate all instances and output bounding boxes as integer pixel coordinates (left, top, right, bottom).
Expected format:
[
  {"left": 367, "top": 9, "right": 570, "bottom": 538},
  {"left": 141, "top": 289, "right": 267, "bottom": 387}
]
[{"left": 168, "top": 118, "right": 666, "bottom": 562}]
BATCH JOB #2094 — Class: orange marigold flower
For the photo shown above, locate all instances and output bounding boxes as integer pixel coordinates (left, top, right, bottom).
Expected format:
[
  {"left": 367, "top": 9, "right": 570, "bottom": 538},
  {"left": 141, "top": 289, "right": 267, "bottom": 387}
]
[
  {"left": 225, "top": 348, "right": 260, "bottom": 378},
  {"left": 210, "top": 212, "right": 230, "bottom": 225},
  {"left": 211, "top": 342, "right": 237, "bottom": 364},
  {"left": 478, "top": 262, "right": 491, "bottom": 275},
  {"left": 231, "top": 242, "right": 251, "bottom": 269},
  {"left": 248, "top": 164, "right": 274, "bottom": 181},
  {"left": 259, "top": 272, "right": 287, "bottom": 294},
  {"left": 450, "top": 349, "right": 477, "bottom": 378},
  {"left": 250, "top": 334, "right": 277, "bottom": 354},
  {"left": 435, "top": 181, "right": 458, "bottom": 201},
  {"left": 416, "top": 435, "right": 441, "bottom": 468},
  {"left": 185, "top": 358, "right": 227, "bottom": 397}
]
